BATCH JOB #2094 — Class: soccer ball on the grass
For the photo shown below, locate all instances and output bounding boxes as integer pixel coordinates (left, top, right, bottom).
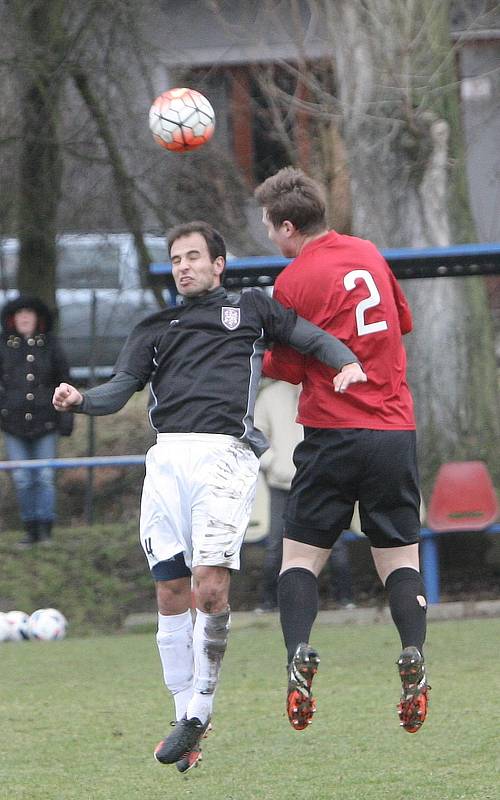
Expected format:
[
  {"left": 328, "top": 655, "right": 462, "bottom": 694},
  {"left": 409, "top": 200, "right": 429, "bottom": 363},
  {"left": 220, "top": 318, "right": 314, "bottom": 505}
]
[
  {"left": 28, "top": 608, "right": 67, "bottom": 641},
  {"left": 4, "top": 610, "right": 30, "bottom": 641},
  {"left": 0, "top": 612, "right": 11, "bottom": 642},
  {"left": 149, "top": 87, "right": 215, "bottom": 152}
]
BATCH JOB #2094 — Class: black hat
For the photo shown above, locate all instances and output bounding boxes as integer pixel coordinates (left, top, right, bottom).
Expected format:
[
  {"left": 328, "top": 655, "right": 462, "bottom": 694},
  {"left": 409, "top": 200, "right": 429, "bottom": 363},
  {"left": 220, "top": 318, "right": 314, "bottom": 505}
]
[{"left": 1, "top": 295, "right": 54, "bottom": 334}]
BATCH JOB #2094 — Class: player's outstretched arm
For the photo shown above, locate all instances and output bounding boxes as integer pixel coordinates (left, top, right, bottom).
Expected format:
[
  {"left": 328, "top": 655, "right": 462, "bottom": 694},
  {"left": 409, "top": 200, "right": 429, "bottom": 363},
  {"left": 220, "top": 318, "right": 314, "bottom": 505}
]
[
  {"left": 255, "top": 291, "right": 367, "bottom": 391},
  {"left": 53, "top": 372, "right": 143, "bottom": 416},
  {"left": 288, "top": 318, "right": 367, "bottom": 392},
  {"left": 53, "top": 383, "right": 83, "bottom": 410},
  {"left": 288, "top": 317, "right": 362, "bottom": 371}
]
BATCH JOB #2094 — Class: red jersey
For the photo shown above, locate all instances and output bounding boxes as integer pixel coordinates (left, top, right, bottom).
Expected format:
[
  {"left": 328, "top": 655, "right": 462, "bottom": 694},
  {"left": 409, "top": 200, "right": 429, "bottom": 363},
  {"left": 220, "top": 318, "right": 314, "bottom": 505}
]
[{"left": 262, "top": 231, "right": 416, "bottom": 430}]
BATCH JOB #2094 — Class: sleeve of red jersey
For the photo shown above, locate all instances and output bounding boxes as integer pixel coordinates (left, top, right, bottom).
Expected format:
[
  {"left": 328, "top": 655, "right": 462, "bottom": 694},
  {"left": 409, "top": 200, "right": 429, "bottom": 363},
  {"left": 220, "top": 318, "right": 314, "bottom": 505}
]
[
  {"left": 389, "top": 269, "right": 413, "bottom": 334},
  {"left": 262, "top": 345, "right": 305, "bottom": 385}
]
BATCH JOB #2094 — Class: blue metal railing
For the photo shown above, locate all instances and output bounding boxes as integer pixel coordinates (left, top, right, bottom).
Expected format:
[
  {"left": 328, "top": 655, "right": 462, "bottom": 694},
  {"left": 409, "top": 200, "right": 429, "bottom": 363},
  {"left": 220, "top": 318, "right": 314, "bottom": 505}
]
[
  {"left": 151, "top": 242, "right": 500, "bottom": 289},
  {"left": 0, "top": 455, "right": 145, "bottom": 470}
]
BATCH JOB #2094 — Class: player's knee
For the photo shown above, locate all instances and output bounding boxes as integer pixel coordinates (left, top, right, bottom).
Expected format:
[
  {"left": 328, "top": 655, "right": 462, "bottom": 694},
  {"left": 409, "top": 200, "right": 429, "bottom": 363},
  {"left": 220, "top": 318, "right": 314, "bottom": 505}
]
[
  {"left": 155, "top": 577, "right": 191, "bottom": 615},
  {"left": 194, "top": 586, "right": 228, "bottom": 613},
  {"left": 192, "top": 566, "right": 230, "bottom": 613}
]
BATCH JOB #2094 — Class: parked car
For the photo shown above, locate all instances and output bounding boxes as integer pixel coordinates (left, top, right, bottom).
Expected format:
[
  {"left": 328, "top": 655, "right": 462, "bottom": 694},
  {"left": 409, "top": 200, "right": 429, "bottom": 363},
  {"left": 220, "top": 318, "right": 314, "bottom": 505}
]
[{"left": 0, "top": 234, "right": 171, "bottom": 378}]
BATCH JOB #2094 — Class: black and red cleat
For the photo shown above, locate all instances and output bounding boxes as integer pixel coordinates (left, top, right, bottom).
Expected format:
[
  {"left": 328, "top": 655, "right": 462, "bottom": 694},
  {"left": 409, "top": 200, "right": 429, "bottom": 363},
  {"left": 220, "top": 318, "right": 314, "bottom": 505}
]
[
  {"left": 154, "top": 716, "right": 211, "bottom": 765},
  {"left": 175, "top": 723, "right": 212, "bottom": 773},
  {"left": 286, "top": 642, "right": 320, "bottom": 731},
  {"left": 397, "top": 646, "right": 430, "bottom": 733}
]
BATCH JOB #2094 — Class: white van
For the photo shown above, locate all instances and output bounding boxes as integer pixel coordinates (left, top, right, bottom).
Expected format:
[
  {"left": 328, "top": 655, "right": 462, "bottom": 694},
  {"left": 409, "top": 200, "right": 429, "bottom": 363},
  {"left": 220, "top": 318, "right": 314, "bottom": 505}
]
[{"left": 0, "top": 234, "right": 171, "bottom": 378}]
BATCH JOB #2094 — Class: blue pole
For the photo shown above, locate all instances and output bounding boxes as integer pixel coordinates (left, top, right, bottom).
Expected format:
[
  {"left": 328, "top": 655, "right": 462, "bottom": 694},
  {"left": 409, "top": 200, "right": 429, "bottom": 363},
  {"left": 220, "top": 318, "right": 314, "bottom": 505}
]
[
  {"left": 420, "top": 530, "right": 440, "bottom": 604},
  {"left": 0, "top": 455, "right": 145, "bottom": 470}
]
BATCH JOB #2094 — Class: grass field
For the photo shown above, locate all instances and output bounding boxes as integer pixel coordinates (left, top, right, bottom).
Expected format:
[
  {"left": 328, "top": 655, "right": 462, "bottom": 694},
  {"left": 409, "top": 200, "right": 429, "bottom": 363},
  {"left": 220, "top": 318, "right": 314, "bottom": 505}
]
[{"left": 1, "top": 616, "right": 499, "bottom": 800}]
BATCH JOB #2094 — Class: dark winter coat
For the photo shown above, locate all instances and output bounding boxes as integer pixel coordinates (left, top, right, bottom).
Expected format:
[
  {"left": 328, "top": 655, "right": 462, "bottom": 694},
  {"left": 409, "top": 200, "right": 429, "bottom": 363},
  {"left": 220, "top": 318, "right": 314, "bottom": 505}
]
[{"left": 0, "top": 296, "right": 73, "bottom": 439}]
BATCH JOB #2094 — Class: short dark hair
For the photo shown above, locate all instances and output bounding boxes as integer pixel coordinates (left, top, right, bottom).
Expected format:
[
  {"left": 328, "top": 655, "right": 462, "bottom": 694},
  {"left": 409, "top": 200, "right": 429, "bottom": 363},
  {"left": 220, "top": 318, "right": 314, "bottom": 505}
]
[
  {"left": 254, "top": 167, "right": 327, "bottom": 235},
  {"left": 167, "top": 221, "right": 226, "bottom": 262}
]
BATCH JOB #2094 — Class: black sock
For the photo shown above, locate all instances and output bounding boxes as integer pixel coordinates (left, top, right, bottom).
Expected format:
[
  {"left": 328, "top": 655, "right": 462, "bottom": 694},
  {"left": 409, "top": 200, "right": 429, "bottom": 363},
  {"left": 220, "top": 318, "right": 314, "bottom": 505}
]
[
  {"left": 385, "top": 567, "right": 427, "bottom": 652},
  {"left": 278, "top": 568, "right": 319, "bottom": 664}
]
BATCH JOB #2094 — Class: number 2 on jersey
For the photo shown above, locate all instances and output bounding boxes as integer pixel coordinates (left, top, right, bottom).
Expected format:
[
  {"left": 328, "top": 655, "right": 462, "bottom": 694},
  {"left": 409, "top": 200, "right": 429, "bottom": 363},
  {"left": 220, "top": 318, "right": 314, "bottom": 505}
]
[{"left": 343, "top": 269, "right": 388, "bottom": 336}]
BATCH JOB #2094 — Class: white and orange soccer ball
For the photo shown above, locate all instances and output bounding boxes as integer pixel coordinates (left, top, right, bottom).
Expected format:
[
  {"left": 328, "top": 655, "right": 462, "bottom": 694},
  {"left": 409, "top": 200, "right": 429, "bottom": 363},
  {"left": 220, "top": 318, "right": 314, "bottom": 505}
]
[
  {"left": 28, "top": 608, "right": 67, "bottom": 641},
  {"left": 149, "top": 87, "right": 215, "bottom": 152}
]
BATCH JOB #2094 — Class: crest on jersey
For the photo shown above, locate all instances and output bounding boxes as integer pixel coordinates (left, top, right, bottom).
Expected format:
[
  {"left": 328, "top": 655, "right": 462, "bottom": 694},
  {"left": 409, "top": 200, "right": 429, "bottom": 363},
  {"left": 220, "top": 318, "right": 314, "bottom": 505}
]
[{"left": 221, "top": 307, "right": 240, "bottom": 330}]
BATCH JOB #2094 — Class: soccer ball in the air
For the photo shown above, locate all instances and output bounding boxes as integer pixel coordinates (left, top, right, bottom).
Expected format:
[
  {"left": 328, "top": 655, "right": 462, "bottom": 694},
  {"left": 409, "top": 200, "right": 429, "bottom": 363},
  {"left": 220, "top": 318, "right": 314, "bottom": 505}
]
[
  {"left": 28, "top": 608, "right": 67, "bottom": 641},
  {"left": 149, "top": 87, "right": 215, "bottom": 152},
  {"left": 4, "top": 610, "right": 30, "bottom": 641}
]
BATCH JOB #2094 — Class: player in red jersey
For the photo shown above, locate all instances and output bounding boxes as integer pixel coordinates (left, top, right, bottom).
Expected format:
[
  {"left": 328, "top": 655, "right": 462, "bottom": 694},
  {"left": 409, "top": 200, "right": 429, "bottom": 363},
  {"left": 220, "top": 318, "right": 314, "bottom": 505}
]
[{"left": 255, "top": 167, "right": 429, "bottom": 734}]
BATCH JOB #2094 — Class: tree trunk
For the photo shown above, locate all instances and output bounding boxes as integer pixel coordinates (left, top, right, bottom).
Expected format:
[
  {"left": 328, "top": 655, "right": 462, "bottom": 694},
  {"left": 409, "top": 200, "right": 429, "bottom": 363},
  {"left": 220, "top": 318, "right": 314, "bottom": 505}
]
[
  {"left": 72, "top": 70, "right": 166, "bottom": 307},
  {"left": 16, "top": 0, "right": 65, "bottom": 313},
  {"left": 329, "top": 0, "right": 499, "bottom": 489}
]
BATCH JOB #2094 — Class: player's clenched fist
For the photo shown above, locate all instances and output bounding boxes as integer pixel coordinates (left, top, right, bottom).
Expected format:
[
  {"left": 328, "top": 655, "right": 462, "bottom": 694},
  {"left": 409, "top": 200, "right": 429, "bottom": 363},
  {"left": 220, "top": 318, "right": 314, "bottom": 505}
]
[{"left": 53, "top": 382, "right": 83, "bottom": 410}]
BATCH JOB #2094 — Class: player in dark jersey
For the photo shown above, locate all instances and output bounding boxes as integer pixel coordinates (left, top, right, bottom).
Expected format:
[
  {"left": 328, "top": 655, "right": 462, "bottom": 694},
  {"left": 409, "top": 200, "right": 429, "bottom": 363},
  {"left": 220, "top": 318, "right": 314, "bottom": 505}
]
[
  {"left": 255, "top": 168, "right": 429, "bottom": 735},
  {"left": 53, "top": 221, "right": 366, "bottom": 772}
]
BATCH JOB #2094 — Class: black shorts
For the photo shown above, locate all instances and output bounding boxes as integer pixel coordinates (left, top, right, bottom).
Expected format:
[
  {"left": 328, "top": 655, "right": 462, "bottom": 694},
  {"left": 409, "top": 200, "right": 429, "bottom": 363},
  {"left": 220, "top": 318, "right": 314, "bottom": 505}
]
[{"left": 284, "top": 428, "right": 421, "bottom": 549}]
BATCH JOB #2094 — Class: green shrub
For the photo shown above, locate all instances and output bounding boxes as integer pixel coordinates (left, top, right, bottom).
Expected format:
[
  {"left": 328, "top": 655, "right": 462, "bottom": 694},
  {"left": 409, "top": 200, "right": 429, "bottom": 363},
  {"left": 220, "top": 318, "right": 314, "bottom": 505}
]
[{"left": 0, "top": 523, "right": 155, "bottom": 634}]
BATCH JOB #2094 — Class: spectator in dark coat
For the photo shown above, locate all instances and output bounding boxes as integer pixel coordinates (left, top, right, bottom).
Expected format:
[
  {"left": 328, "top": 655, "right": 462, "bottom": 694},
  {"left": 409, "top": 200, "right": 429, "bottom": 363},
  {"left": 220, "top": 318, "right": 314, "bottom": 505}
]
[{"left": 0, "top": 296, "right": 73, "bottom": 546}]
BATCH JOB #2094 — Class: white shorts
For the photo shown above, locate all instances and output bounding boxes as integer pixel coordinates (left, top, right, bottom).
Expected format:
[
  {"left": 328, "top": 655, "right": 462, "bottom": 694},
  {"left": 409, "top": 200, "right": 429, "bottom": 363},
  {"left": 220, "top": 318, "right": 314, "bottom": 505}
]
[{"left": 140, "top": 433, "right": 260, "bottom": 573}]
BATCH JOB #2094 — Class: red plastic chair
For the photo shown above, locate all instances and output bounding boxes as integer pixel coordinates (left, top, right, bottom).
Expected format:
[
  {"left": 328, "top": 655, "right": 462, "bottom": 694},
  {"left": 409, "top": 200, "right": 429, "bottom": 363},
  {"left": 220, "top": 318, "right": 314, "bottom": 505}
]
[{"left": 426, "top": 461, "right": 499, "bottom": 532}]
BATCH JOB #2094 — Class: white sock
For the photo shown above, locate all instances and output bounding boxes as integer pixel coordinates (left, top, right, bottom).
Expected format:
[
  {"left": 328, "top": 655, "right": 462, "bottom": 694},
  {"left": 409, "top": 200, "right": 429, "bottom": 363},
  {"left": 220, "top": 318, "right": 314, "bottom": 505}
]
[
  {"left": 186, "top": 608, "right": 231, "bottom": 724},
  {"left": 156, "top": 610, "right": 194, "bottom": 721}
]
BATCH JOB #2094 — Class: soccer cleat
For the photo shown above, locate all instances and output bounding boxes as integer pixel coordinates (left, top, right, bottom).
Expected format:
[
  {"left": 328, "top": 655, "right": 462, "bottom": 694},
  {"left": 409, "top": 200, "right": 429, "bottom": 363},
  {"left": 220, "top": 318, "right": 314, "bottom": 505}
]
[
  {"left": 286, "top": 642, "right": 320, "bottom": 731},
  {"left": 175, "top": 722, "right": 212, "bottom": 773},
  {"left": 154, "top": 716, "right": 211, "bottom": 765},
  {"left": 397, "top": 646, "right": 430, "bottom": 733}
]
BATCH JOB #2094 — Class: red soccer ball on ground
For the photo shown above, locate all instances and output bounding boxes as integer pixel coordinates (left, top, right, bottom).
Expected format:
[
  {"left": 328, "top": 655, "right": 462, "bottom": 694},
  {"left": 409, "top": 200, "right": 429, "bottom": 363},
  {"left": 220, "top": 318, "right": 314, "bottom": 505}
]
[{"left": 149, "top": 87, "right": 216, "bottom": 152}]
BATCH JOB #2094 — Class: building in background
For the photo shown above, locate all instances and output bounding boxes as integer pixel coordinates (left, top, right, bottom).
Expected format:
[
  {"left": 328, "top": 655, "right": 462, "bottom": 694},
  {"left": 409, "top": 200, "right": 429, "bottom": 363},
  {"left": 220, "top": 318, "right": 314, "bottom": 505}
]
[{"left": 156, "top": 1, "right": 500, "bottom": 241}]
